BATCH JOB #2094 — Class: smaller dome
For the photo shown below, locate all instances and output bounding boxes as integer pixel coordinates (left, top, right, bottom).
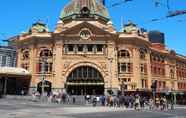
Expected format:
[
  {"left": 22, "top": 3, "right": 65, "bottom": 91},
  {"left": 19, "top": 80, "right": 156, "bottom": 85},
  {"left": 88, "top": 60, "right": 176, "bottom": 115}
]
[
  {"left": 122, "top": 21, "right": 139, "bottom": 33},
  {"left": 29, "top": 21, "right": 49, "bottom": 33}
]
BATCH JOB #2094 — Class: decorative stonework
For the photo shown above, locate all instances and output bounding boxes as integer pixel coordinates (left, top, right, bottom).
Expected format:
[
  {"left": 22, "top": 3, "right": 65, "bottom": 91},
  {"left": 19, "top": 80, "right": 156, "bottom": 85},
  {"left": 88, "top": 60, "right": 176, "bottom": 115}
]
[
  {"left": 79, "top": 28, "right": 92, "bottom": 40},
  {"left": 100, "top": 62, "right": 107, "bottom": 70},
  {"left": 64, "top": 61, "right": 71, "bottom": 69},
  {"left": 10, "top": 0, "right": 186, "bottom": 95},
  {"left": 63, "top": 61, "right": 107, "bottom": 81}
]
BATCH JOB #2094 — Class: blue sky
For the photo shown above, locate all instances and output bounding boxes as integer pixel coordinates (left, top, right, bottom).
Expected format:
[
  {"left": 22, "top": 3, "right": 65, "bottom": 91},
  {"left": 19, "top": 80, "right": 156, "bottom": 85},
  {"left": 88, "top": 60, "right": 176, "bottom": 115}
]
[{"left": 0, "top": 0, "right": 186, "bottom": 55}]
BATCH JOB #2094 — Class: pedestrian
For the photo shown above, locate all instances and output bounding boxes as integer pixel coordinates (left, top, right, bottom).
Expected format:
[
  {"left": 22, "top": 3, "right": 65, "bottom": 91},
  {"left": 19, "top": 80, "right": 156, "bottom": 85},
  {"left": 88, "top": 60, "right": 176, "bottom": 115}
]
[
  {"left": 155, "top": 97, "right": 160, "bottom": 110},
  {"left": 21, "top": 89, "right": 24, "bottom": 96},
  {"left": 32, "top": 91, "right": 37, "bottom": 102},
  {"left": 72, "top": 96, "right": 76, "bottom": 104},
  {"left": 100, "top": 95, "right": 106, "bottom": 106},
  {"left": 135, "top": 95, "right": 140, "bottom": 111},
  {"left": 149, "top": 98, "right": 154, "bottom": 110},
  {"left": 92, "top": 96, "right": 97, "bottom": 107},
  {"left": 162, "top": 97, "right": 167, "bottom": 111},
  {"left": 140, "top": 97, "right": 145, "bottom": 110}
]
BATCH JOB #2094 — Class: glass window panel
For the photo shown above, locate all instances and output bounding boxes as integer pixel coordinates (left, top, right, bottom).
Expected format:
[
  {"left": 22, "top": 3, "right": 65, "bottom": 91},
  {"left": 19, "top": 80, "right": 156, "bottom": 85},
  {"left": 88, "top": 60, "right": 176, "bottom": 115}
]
[
  {"left": 121, "top": 63, "right": 127, "bottom": 72},
  {"left": 87, "top": 45, "right": 93, "bottom": 52},
  {"left": 68, "top": 44, "right": 74, "bottom": 52},
  {"left": 97, "top": 44, "right": 103, "bottom": 52},
  {"left": 78, "top": 45, "right": 84, "bottom": 52},
  {"left": 1, "top": 56, "right": 6, "bottom": 67}
]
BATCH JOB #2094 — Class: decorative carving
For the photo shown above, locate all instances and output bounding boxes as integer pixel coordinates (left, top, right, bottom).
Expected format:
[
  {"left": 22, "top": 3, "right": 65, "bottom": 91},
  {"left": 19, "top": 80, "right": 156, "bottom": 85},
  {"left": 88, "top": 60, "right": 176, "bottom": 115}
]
[
  {"left": 100, "top": 62, "right": 107, "bottom": 69},
  {"left": 79, "top": 28, "right": 92, "bottom": 40},
  {"left": 64, "top": 61, "right": 71, "bottom": 69}
]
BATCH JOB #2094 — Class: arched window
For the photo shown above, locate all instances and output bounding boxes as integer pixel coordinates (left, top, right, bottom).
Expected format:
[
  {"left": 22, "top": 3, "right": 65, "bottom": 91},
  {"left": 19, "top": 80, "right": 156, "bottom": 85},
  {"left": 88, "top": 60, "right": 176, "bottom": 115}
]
[
  {"left": 22, "top": 50, "right": 30, "bottom": 60},
  {"left": 170, "top": 69, "right": 175, "bottom": 79},
  {"left": 37, "top": 48, "right": 53, "bottom": 74},
  {"left": 118, "top": 50, "right": 130, "bottom": 58},
  {"left": 140, "top": 50, "right": 146, "bottom": 60},
  {"left": 139, "top": 48, "right": 147, "bottom": 60},
  {"left": 39, "top": 49, "right": 52, "bottom": 57}
]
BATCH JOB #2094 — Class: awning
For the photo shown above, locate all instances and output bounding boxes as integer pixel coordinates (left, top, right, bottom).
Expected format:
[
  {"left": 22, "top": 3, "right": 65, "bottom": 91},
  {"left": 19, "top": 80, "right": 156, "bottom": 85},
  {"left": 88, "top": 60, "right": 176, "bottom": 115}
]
[{"left": 0, "top": 67, "right": 31, "bottom": 76}]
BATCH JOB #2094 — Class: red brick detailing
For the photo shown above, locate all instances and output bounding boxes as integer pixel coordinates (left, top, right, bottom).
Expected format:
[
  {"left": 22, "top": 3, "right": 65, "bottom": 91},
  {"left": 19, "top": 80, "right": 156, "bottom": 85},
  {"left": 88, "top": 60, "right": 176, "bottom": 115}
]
[{"left": 152, "top": 43, "right": 165, "bottom": 50}]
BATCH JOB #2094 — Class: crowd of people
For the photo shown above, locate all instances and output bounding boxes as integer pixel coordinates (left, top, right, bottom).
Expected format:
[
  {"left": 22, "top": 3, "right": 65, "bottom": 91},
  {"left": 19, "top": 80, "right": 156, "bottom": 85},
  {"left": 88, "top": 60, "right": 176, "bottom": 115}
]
[
  {"left": 91, "top": 94, "right": 174, "bottom": 111},
  {"left": 31, "top": 90, "right": 175, "bottom": 111}
]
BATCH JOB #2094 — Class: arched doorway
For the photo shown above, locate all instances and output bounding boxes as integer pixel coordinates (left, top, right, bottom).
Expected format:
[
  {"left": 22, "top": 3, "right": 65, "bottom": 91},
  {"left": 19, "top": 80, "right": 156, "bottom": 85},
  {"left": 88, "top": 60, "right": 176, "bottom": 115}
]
[
  {"left": 66, "top": 66, "right": 104, "bottom": 95},
  {"left": 37, "top": 80, "right": 52, "bottom": 95}
]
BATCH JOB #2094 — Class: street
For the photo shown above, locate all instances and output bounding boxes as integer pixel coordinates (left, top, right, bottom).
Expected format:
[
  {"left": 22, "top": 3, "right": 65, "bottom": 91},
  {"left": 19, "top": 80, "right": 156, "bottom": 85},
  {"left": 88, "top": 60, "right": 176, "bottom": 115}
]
[{"left": 0, "top": 98, "right": 186, "bottom": 118}]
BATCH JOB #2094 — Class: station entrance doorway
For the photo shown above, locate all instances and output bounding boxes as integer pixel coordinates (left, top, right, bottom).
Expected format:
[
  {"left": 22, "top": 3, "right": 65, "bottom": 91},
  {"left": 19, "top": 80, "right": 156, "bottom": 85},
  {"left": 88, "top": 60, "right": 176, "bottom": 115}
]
[{"left": 66, "top": 66, "right": 104, "bottom": 95}]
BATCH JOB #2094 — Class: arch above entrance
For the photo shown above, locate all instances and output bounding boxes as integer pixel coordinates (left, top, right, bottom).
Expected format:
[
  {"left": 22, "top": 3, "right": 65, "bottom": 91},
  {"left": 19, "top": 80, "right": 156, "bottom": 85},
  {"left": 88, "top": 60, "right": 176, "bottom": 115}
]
[
  {"left": 64, "top": 61, "right": 107, "bottom": 82},
  {"left": 65, "top": 63, "right": 106, "bottom": 95},
  {"left": 37, "top": 80, "right": 52, "bottom": 95}
]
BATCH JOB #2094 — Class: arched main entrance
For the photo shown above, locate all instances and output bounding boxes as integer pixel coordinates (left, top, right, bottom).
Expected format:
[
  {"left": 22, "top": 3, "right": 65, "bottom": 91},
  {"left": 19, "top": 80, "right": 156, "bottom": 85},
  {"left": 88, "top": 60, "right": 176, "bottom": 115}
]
[
  {"left": 37, "top": 80, "right": 52, "bottom": 95},
  {"left": 66, "top": 66, "right": 104, "bottom": 95}
]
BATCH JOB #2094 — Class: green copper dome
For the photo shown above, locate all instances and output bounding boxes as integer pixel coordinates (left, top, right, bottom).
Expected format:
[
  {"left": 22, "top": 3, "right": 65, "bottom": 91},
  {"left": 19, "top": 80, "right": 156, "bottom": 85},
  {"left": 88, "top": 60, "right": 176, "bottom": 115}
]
[
  {"left": 122, "top": 21, "right": 139, "bottom": 33},
  {"left": 60, "top": 0, "right": 110, "bottom": 21},
  {"left": 28, "top": 21, "right": 49, "bottom": 33}
]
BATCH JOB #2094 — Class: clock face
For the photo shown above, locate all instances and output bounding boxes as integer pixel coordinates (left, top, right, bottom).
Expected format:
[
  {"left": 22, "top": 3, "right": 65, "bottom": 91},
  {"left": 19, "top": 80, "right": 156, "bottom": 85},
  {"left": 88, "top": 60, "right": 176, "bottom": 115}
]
[{"left": 79, "top": 29, "right": 91, "bottom": 40}]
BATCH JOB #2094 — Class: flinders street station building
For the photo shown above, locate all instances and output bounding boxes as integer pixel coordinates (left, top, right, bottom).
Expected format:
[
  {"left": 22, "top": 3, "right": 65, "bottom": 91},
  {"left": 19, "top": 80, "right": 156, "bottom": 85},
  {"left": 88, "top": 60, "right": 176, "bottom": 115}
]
[{"left": 9, "top": 0, "right": 186, "bottom": 96}]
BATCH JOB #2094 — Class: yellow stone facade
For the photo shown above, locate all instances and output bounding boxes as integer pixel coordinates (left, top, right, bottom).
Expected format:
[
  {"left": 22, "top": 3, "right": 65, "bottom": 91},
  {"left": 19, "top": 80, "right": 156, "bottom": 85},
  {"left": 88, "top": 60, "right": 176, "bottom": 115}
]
[{"left": 10, "top": 0, "right": 186, "bottom": 95}]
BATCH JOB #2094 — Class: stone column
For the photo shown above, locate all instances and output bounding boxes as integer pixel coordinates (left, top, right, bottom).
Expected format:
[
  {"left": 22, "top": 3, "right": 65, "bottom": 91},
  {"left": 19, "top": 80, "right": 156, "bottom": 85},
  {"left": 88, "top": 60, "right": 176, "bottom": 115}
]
[
  {"left": 133, "top": 47, "right": 141, "bottom": 89},
  {"left": 147, "top": 51, "right": 152, "bottom": 90},
  {"left": 53, "top": 40, "right": 63, "bottom": 92}
]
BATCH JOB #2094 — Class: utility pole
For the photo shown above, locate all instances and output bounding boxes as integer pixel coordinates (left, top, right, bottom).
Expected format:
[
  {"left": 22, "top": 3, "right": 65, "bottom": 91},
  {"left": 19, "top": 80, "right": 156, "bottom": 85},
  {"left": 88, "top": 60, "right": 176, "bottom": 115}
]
[
  {"left": 41, "top": 54, "right": 47, "bottom": 98},
  {"left": 151, "top": 80, "right": 157, "bottom": 104}
]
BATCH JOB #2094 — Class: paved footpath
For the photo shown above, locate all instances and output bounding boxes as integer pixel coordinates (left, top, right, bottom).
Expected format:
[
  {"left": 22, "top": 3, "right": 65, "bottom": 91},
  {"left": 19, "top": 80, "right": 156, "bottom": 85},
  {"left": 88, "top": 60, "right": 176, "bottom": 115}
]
[{"left": 1, "top": 99, "right": 186, "bottom": 118}]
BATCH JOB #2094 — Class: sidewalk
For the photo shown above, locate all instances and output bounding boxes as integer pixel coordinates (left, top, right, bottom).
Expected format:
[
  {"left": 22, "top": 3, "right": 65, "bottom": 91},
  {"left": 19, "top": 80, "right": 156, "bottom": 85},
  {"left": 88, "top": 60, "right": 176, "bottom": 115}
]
[
  {"left": 2, "top": 95, "right": 33, "bottom": 101},
  {"left": 174, "top": 105, "right": 186, "bottom": 109}
]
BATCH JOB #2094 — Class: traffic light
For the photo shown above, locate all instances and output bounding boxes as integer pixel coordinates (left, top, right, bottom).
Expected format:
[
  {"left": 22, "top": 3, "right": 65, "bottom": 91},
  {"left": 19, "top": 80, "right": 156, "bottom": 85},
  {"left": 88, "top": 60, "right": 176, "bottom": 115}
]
[{"left": 151, "top": 80, "right": 157, "bottom": 91}]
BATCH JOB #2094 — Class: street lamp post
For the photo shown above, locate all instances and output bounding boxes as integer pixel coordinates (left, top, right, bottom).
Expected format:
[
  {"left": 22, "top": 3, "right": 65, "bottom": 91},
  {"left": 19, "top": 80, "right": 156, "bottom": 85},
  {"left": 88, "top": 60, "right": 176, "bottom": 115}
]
[{"left": 41, "top": 55, "right": 47, "bottom": 97}]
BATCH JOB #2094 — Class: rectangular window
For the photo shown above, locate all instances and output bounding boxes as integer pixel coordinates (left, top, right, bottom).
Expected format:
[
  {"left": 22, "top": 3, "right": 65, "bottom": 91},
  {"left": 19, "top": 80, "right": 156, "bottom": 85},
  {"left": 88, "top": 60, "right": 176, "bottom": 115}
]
[
  {"left": 141, "top": 79, "right": 144, "bottom": 88},
  {"left": 68, "top": 44, "right": 74, "bottom": 52},
  {"left": 49, "top": 63, "right": 53, "bottom": 72},
  {"left": 1, "top": 56, "right": 6, "bottom": 67},
  {"left": 44, "top": 63, "right": 49, "bottom": 72},
  {"left": 140, "top": 64, "right": 144, "bottom": 73},
  {"left": 78, "top": 45, "right": 84, "bottom": 52},
  {"left": 120, "top": 63, "right": 127, "bottom": 73},
  {"left": 97, "top": 44, "right": 103, "bottom": 52},
  {"left": 119, "top": 63, "right": 132, "bottom": 73},
  {"left": 0, "top": 56, "right": 2, "bottom": 67},
  {"left": 87, "top": 45, "right": 93, "bottom": 52}
]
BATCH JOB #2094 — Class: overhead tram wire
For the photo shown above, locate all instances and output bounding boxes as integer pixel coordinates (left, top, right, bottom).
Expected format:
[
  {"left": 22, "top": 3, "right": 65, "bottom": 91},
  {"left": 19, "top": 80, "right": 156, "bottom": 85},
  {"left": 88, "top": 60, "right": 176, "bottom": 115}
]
[
  {"left": 101, "top": 0, "right": 186, "bottom": 24},
  {"left": 146, "top": 10, "right": 186, "bottom": 23},
  {"left": 144, "top": 0, "right": 186, "bottom": 23},
  {"left": 97, "top": 0, "right": 133, "bottom": 10},
  {"left": 153, "top": 0, "right": 170, "bottom": 11}
]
